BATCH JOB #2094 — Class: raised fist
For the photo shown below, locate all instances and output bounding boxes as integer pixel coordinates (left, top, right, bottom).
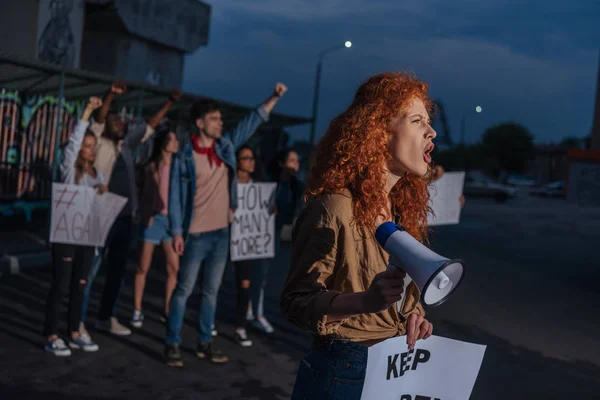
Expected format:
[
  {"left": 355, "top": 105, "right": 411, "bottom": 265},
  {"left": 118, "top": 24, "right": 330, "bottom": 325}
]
[
  {"left": 110, "top": 81, "right": 127, "bottom": 95},
  {"left": 274, "top": 83, "right": 288, "bottom": 98},
  {"left": 170, "top": 89, "right": 183, "bottom": 102},
  {"left": 86, "top": 96, "right": 103, "bottom": 110}
]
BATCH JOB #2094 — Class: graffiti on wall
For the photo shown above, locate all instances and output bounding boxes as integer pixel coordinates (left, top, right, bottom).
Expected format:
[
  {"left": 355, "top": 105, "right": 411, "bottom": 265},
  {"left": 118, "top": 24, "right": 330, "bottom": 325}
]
[
  {"left": 36, "top": 0, "right": 84, "bottom": 68},
  {"left": 0, "top": 90, "right": 84, "bottom": 200}
]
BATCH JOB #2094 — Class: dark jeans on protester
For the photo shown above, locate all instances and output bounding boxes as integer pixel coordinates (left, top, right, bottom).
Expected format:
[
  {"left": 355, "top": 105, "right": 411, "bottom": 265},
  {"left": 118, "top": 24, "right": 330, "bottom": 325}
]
[
  {"left": 234, "top": 259, "right": 261, "bottom": 328},
  {"left": 44, "top": 243, "right": 95, "bottom": 336},
  {"left": 80, "top": 216, "right": 133, "bottom": 322},
  {"left": 291, "top": 340, "right": 368, "bottom": 400}
]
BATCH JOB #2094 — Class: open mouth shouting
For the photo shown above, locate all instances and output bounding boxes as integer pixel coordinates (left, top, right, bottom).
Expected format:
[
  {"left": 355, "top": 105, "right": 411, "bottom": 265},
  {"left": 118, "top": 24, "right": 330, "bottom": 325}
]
[{"left": 423, "top": 142, "right": 435, "bottom": 164}]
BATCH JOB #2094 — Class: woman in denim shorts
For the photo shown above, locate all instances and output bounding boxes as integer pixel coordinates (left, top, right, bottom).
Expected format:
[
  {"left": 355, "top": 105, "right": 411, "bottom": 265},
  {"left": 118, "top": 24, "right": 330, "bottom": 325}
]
[{"left": 131, "top": 125, "right": 180, "bottom": 328}]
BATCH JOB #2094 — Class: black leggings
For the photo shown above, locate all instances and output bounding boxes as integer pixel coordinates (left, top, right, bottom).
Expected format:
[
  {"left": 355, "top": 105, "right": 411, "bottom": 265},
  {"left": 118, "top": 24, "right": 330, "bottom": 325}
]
[
  {"left": 44, "top": 243, "right": 95, "bottom": 336},
  {"left": 234, "top": 259, "right": 257, "bottom": 328}
]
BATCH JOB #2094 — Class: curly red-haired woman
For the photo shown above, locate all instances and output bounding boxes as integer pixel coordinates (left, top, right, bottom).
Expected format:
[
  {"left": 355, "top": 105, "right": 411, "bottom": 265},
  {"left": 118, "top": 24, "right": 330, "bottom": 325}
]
[{"left": 281, "top": 72, "right": 436, "bottom": 399}]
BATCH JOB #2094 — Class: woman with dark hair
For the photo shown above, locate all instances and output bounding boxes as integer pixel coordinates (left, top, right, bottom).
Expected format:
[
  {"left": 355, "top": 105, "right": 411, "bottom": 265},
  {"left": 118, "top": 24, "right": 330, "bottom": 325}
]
[
  {"left": 131, "top": 125, "right": 180, "bottom": 328},
  {"left": 246, "top": 147, "right": 304, "bottom": 334},
  {"left": 230, "top": 144, "right": 265, "bottom": 346},
  {"left": 281, "top": 72, "right": 435, "bottom": 398},
  {"left": 44, "top": 96, "right": 105, "bottom": 356}
]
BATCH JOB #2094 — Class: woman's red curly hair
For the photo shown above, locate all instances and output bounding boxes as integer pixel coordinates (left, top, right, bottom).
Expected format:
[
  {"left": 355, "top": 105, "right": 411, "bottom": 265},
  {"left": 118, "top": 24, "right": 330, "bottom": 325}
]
[{"left": 306, "top": 72, "right": 434, "bottom": 242}]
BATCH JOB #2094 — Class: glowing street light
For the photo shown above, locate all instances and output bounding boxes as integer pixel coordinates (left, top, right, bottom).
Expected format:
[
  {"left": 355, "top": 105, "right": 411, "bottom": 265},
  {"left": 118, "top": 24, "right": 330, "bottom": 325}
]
[
  {"left": 460, "top": 106, "right": 484, "bottom": 145},
  {"left": 309, "top": 41, "right": 353, "bottom": 144}
]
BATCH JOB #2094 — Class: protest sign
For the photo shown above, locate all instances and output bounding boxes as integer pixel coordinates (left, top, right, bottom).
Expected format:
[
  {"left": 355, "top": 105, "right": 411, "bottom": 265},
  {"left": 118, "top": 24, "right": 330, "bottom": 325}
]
[
  {"left": 231, "top": 182, "right": 276, "bottom": 262},
  {"left": 428, "top": 172, "right": 465, "bottom": 226},
  {"left": 49, "top": 183, "right": 127, "bottom": 247},
  {"left": 361, "top": 335, "right": 486, "bottom": 400}
]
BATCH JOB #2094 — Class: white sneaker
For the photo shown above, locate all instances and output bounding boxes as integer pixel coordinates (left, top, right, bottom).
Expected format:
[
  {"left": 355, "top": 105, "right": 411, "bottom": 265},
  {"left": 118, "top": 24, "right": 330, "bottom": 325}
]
[
  {"left": 69, "top": 335, "right": 99, "bottom": 352},
  {"left": 251, "top": 316, "right": 274, "bottom": 333},
  {"left": 79, "top": 322, "right": 91, "bottom": 340},
  {"left": 235, "top": 329, "right": 252, "bottom": 347},
  {"left": 130, "top": 310, "right": 144, "bottom": 328},
  {"left": 95, "top": 317, "right": 132, "bottom": 336},
  {"left": 44, "top": 338, "right": 71, "bottom": 357}
]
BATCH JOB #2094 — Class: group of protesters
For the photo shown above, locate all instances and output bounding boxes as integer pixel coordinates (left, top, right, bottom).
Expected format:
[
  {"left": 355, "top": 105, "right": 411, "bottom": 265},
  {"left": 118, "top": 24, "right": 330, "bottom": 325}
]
[{"left": 43, "top": 81, "right": 302, "bottom": 367}]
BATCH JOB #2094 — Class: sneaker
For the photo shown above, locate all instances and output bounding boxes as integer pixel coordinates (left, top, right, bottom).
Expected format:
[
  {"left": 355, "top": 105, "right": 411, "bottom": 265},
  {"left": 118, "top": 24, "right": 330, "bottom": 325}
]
[
  {"left": 79, "top": 322, "right": 91, "bottom": 340},
  {"left": 95, "top": 317, "right": 132, "bottom": 336},
  {"left": 164, "top": 343, "right": 183, "bottom": 368},
  {"left": 69, "top": 335, "right": 99, "bottom": 352},
  {"left": 130, "top": 310, "right": 144, "bottom": 328},
  {"left": 211, "top": 324, "right": 218, "bottom": 337},
  {"left": 235, "top": 329, "right": 252, "bottom": 347},
  {"left": 44, "top": 338, "right": 71, "bottom": 357},
  {"left": 251, "top": 316, "right": 274, "bottom": 334},
  {"left": 196, "top": 342, "right": 229, "bottom": 364}
]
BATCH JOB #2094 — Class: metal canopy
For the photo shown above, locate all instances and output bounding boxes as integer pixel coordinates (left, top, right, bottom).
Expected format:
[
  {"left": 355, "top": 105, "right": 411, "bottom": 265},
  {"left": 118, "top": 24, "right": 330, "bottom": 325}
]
[{"left": 0, "top": 51, "right": 311, "bottom": 129}]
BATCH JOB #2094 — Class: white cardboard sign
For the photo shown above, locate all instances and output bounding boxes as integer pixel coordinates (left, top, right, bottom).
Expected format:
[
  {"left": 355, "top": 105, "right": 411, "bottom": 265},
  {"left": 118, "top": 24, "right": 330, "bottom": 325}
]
[
  {"left": 361, "top": 335, "right": 486, "bottom": 400},
  {"left": 49, "top": 183, "right": 127, "bottom": 247},
  {"left": 428, "top": 172, "right": 465, "bottom": 226},
  {"left": 230, "top": 183, "right": 276, "bottom": 262}
]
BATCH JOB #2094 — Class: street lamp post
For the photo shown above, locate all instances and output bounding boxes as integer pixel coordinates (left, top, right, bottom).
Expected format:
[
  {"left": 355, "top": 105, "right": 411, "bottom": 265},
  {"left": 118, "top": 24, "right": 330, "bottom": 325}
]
[
  {"left": 459, "top": 105, "right": 483, "bottom": 145},
  {"left": 309, "top": 41, "right": 352, "bottom": 144}
]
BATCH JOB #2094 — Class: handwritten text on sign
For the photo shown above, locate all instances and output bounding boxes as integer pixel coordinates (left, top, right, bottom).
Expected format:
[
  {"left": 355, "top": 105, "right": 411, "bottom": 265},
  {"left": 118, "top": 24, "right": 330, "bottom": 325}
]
[
  {"left": 49, "top": 183, "right": 127, "bottom": 247},
  {"left": 361, "top": 335, "right": 486, "bottom": 400},
  {"left": 231, "top": 183, "right": 276, "bottom": 262}
]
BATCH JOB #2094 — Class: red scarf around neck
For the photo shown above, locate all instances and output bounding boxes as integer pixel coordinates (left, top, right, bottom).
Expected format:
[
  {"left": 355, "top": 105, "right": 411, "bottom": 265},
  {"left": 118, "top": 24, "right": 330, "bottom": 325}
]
[{"left": 191, "top": 135, "right": 223, "bottom": 168}]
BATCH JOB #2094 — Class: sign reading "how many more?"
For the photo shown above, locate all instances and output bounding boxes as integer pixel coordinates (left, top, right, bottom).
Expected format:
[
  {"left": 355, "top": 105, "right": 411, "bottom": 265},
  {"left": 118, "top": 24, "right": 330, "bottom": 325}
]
[{"left": 230, "top": 183, "right": 276, "bottom": 262}]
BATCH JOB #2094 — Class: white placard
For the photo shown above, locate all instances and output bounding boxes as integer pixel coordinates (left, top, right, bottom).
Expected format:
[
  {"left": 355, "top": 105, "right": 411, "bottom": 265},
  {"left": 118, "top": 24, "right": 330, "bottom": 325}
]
[
  {"left": 230, "top": 183, "right": 276, "bottom": 262},
  {"left": 428, "top": 172, "right": 465, "bottom": 226},
  {"left": 49, "top": 183, "right": 127, "bottom": 247},
  {"left": 361, "top": 335, "right": 486, "bottom": 400}
]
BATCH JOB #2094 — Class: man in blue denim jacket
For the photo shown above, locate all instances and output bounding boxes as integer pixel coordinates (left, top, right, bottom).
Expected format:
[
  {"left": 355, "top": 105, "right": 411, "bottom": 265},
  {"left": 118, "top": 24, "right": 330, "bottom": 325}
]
[{"left": 165, "top": 83, "right": 287, "bottom": 367}]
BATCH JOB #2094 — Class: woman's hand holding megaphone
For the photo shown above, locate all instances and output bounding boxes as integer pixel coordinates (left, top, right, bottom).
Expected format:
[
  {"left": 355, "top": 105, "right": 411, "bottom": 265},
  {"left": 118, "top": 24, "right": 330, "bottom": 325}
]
[{"left": 361, "top": 269, "right": 407, "bottom": 313}]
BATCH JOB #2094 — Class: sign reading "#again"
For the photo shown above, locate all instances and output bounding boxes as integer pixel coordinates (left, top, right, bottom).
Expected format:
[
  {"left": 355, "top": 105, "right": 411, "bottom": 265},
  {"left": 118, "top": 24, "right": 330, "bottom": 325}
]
[
  {"left": 49, "top": 183, "right": 127, "bottom": 247},
  {"left": 230, "top": 183, "right": 276, "bottom": 262}
]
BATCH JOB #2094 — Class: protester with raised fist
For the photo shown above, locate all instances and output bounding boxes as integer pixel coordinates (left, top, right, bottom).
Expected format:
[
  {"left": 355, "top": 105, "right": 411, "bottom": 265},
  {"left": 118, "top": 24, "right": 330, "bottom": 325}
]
[
  {"left": 43, "top": 97, "right": 104, "bottom": 356},
  {"left": 164, "top": 82, "right": 287, "bottom": 367},
  {"left": 79, "top": 82, "right": 180, "bottom": 339},
  {"left": 281, "top": 73, "right": 434, "bottom": 398}
]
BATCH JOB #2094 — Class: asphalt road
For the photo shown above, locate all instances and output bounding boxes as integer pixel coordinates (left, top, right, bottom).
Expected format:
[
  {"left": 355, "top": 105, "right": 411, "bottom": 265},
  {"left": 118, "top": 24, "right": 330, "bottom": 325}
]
[{"left": 0, "top": 195, "right": 599, "bottom": 399}]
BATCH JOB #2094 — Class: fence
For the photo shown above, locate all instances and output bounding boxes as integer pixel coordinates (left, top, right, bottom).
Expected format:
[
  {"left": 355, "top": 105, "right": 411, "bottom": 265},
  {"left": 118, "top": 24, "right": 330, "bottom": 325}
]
[{"left": 0, "top": 89, "right": 85, "bottom": 201}]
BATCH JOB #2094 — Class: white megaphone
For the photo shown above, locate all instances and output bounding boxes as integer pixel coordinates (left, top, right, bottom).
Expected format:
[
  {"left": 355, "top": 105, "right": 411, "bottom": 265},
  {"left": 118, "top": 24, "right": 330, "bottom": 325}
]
[{"left": 375, "top": 222, "right": 465, "bottom": 307}]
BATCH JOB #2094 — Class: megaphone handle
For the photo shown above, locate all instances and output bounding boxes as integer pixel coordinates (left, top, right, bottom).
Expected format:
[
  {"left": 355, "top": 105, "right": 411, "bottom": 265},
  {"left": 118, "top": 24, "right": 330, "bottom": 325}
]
[{"left": 386, "top": 262, "right": 413, "bottom": 312}]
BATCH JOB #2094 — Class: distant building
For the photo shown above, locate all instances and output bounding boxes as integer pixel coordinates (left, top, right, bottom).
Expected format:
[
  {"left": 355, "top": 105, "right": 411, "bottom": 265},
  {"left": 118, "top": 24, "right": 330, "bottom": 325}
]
[
  {"left": 527, "top": 145, "right": 570, "bottom": 185},
  {"left": 0, "top": 0, "right": 210, "bottom": 89}
]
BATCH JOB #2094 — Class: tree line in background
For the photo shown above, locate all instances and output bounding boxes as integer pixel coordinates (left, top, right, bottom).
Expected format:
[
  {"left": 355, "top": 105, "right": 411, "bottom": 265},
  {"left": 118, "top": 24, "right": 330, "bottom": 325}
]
[{"left": 433, "top": 121, "right": 591, "bottom": 179}]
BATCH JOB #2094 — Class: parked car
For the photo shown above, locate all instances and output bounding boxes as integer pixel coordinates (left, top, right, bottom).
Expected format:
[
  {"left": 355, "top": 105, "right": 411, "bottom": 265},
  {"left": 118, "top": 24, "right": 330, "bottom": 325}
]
[
  {"left": 529, "top": 181, "right": 566, "bottom": 198},
  {"left": 507, "top": 174, "right": 537, "bottom": 187},
  {"left": 464, "top": 173, "right": 517, "bottom": 203}
]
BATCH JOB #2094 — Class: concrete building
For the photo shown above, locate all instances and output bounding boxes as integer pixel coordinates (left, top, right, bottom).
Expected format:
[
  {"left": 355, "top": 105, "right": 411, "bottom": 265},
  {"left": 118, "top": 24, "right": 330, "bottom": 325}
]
[{"left": 0, "top": 0, "right": 210, "bottom": 89}]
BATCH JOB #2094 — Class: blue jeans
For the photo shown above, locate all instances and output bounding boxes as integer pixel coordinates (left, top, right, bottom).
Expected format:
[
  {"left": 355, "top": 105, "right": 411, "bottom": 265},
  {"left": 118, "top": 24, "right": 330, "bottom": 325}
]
[
  {"left": 291, "top": 341, "right": 367, "bottom": 400},
  {"left": 80, "top": 216, "right": 133, "bottom": 322},
  {"left": 80, "top": 248, "right": 102, "bottom": 322},
  {"left": 166, "top": 227, "right": 229, "bottom": 345}
]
